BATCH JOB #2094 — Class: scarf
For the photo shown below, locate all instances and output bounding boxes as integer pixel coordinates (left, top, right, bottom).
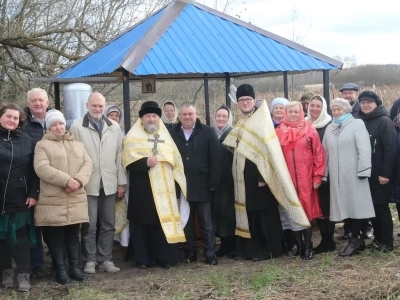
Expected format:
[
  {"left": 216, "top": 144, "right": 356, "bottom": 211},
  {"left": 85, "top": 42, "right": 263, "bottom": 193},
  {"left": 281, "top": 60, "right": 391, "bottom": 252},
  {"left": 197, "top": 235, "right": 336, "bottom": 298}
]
[
  {"left": 332, "top": 113, "right": 351, "bottom": 135},
  {"left": 87, "top": 113, "right": 104, "bottom": 139},
  {"left": 212, "top": 106, "right": 233, "bottom": 139},
  {"left": 305, "top": 95, "right": 332, "bottom": 129},
  {"left": 277, "top": 103, "right": 308, "bottom": 149},
  {"left": 161, "top": 101, "right": 178, "bottom": 125}
]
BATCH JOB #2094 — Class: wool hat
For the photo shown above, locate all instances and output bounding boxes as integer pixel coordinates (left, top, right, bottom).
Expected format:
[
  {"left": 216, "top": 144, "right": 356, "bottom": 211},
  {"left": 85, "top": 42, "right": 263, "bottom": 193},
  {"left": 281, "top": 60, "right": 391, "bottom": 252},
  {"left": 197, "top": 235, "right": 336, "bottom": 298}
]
[
  {"left": 339, "top": 83, "right": 359, "bottom": 92},
  {"left": 330, "top": 98, "right": 352, "bottom": 113},
  {"left": 107, "top": 107, "right": 120, "bottom": 116},
  {"left": 300, "top": 92, "right": 314, "bottom": 101},
  {"left": 358, "top": 90, "right": 382, "bottom": 106},
  {"left": 236, "top": 84, "right": 255, "bottom": 100},
  {"left": 139, "top": 101, "right": 161, "bottom": 118},
  {"left": 270, "top": 98, "right": 289, "bottom": 110},
  {"left": 45, "top": 109, "right": 66, "bottom": 129}
]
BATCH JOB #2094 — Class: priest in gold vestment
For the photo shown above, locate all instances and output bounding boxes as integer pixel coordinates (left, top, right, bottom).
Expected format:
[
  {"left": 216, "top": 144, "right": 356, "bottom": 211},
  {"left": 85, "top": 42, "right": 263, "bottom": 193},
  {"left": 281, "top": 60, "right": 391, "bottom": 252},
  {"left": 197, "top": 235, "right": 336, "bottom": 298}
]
[
  {"left": 223, "top": 84, "right": 310, "bottom": 261},
  {"left": 122, "top": 101, "right": 188, "bottom": 268}
]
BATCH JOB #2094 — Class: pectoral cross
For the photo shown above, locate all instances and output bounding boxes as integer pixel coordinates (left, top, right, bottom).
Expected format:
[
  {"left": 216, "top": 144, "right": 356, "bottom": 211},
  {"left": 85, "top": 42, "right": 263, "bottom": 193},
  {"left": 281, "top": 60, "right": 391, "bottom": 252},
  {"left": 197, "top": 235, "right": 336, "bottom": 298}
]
[{"left": 148, "top": 133, "right": 164, "bottom": 156}]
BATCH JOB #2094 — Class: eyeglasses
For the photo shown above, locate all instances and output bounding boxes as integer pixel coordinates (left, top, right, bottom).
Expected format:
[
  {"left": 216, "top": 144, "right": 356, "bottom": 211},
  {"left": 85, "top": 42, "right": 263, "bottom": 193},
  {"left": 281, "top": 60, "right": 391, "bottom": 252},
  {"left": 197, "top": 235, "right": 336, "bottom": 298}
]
[{"left": 237, "top": 97, "right": 254, "bottom": 103}]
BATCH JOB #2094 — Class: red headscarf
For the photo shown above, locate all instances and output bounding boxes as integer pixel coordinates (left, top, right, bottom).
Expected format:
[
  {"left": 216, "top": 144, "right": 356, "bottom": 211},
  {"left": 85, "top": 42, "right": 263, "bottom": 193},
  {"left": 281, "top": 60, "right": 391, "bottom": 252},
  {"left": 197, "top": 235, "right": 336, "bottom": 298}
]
[{"left": 277, "top": 102, "right": 308, "bottom": 148}]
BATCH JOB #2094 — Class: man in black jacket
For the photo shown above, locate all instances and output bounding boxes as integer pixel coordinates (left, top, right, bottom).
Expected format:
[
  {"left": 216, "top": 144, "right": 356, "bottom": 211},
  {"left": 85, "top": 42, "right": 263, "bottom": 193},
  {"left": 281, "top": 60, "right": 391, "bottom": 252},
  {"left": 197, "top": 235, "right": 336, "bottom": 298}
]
[
  {"left": 21, "top": 88, "right": 49, "bottom": 277},
  {"left": 169, "top": 102, "right": 221, "bottom": 265}
]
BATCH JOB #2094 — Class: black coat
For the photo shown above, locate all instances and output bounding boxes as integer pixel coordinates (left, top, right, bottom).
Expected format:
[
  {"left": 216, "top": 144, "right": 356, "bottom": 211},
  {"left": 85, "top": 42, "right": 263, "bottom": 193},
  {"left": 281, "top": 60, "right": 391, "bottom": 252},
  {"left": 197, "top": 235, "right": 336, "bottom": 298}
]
[
  {"left": 391, "top": 125, "right": 400, "bottom": 203},
  {"left": 360, "top": 106, "right": 397, "bottom": 204},
  {"left": 0, "top": 127, "right": 39, "bottom": 214},
  {"left": 352, "top": 101, "right": 361, "bottom": 119},
  {"left": 126, "top": 158, "right": 159, "bottom": 226},
  {"left": 316, "top": 122, "right": 331, "bottom": 217},
  {"left": 21, "top": 107, "right": 46, "bottom": 144},
  {"left": 390, "top": 98, "right": 400, "bottom": 121},
  {"left": 169, "top": 119, "right": 221, "bottom": 202},
  {"left": 213, "top": 128, "right": 235, "bottom": 237}
]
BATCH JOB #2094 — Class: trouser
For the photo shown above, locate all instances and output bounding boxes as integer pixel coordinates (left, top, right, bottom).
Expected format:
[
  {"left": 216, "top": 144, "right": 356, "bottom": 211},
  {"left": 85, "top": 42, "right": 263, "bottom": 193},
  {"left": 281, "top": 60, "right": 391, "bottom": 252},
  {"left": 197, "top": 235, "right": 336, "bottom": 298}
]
[
  {"left": 30, "top": 226, "right": 44, "bottom": 269},
  {"left": 350, "top": 219, "right": 368, "bottom": 238},
  {"left": 370, "top": 203, "right": 394, "bottom": 247},
  {"left": 0, "top": 225, "right": 30, "bottom": 274},
  {"left": 43, "top": 224, "right": 80, "bottom": 250},
  {"left": 184, "top": 202, "right": 215, "bottom": 258},
  {"left": 81, "top": 189, "right": 116, "bottom": 263}
]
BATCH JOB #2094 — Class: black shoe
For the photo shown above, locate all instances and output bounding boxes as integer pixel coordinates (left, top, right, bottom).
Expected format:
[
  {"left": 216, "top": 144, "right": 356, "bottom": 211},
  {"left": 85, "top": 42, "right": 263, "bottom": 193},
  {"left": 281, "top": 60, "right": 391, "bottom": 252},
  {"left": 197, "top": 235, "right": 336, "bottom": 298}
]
[
  {"left": 342, "top": 230, "right": 352, "bottom": 240},
  {"left": 181, "top": 252, "right": 197, "bottom": 264},
  {"left": 252, "top": 257, "right": 269, "bottom": 262},
  {"left": 49, "top": 247, "right": 71, "bottom": 285},
  {"left": 66, "top": 243, "right": 86, "bottom": 281},
  {"left": 157, "top": 261, "right": 172, "bottom": 269},
  {"left": 375, "top": 244, "right": 394, "bottom": 253},
  {"left": 302, "top": 243, "right": 315, "bottom": 260},
  {"left": 227, "top": 252, "right": 236, "bottom": 259},
  {"left": 295, "top": 241, "right": 305, "bottom": 257},
  {"left": 339, "top": 238, "right": 365, "bottom": 257},
  {"left": 206, "top": 255, "right": 218, "bottom": 265},
  {"left": 137, "top": 264, "right": 148, "bottom": 269},
  {"left": 30, "top": 266, "right": 42, "bottom": 278},
  {"left": 313, "top": 237, "right": 336, "bottom": 255}
]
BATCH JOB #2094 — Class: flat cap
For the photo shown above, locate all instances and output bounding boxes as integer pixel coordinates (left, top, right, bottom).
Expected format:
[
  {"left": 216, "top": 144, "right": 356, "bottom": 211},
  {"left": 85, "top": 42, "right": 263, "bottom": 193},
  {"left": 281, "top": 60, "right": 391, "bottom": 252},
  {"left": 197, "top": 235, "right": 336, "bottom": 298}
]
[{"left": 339, "top": 83, "right": 359, "bottom": 92}]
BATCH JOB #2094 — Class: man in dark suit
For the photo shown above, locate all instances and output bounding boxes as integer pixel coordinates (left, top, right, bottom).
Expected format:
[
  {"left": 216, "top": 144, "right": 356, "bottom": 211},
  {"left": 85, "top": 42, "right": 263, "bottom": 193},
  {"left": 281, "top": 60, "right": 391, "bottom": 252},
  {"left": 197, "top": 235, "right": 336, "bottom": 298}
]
[{"left": 169, "top": 102, "right": 221, "bottom": 265}]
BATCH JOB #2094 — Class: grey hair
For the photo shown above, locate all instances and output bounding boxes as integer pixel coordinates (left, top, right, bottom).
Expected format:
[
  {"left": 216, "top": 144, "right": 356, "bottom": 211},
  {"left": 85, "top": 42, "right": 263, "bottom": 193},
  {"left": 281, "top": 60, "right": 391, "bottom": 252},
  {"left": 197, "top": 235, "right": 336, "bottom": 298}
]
[
  {"left": 27, "top": 88, "right": 48, "bottom": 102},
  {"left": 179, "top": 102, "right": 196, "bottom": 111}
]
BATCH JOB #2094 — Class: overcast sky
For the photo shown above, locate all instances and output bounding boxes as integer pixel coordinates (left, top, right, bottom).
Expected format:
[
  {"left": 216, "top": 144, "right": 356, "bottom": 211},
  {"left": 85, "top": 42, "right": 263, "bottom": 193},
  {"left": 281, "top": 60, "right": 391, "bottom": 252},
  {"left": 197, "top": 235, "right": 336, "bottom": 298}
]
[{"left": 200, "top": 0, "right": 399, "bottom": 65}]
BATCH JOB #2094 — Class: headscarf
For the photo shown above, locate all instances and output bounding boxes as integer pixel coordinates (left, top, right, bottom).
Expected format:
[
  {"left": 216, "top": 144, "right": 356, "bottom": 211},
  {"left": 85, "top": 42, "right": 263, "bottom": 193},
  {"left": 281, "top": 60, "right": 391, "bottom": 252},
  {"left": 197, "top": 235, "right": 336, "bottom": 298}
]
[
  {"left": 305, "top": 95, "right": 332, "bottom": 129},
  {"left": 161, "top": 101, "right": 178, "bottom": 125},
  {"left": 277, "top": 101, "right": 308, "bottom": 148},
  {"left": 104, "top": 105, "right": 124, "bottom": 125},
  {"left": 212, "top": 105, "right": 232, "bottom": 139},
  {"left": 270, "top": 97, "right": 289, "bottom": 126}
]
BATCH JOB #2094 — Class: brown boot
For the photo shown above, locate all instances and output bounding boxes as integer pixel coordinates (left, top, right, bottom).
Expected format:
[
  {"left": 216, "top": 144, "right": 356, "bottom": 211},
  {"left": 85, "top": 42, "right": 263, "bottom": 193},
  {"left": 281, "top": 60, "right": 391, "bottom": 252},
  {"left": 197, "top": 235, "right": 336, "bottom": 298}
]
[{"left": 17, "top": 273, "right": 30, "bottom": 292}]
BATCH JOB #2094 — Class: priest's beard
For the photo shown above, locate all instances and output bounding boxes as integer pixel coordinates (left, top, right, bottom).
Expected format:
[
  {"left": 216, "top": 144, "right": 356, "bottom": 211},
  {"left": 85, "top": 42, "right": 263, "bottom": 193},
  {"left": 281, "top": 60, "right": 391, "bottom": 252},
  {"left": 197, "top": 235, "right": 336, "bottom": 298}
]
[{"left": 144, "top": 123, "right": 158, "bottom": 133}]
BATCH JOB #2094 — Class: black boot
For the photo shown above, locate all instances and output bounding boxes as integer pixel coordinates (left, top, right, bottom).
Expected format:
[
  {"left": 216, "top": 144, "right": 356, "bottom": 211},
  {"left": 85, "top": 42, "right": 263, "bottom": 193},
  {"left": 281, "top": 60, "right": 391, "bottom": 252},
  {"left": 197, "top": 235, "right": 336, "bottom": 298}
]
[
  {"left": 302, "top": 242, "right": 314, "bottom": 260},
  {"left": 293, "top": 231, "right": 304, "bottom": 257},
  {"left": 50, "top": 247, "right": 71, "bottom": 285},
  {"left": 67, "top": 243, "right": 87, "bottom": 281},
  {"left": 339, "top": 237, "right": 365, "bottom": 257}
]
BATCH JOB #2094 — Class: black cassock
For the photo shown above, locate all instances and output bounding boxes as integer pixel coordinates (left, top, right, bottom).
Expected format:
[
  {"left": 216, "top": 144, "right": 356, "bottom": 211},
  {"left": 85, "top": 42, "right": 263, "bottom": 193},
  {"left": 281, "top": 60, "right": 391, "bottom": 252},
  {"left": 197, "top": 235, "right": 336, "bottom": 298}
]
[
  {"left": 124, "top": 158, "right": 181, "bottom": 266},
  {"left": 235, "top": 159, "right": 286, "bottom": 259}
]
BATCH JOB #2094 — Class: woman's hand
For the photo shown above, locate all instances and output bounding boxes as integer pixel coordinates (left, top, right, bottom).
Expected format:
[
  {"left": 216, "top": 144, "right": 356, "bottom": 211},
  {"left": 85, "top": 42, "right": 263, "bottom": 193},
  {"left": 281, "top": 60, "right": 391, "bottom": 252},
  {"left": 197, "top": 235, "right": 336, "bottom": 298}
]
[
  {"left": 313, "top": 183, "right": 321, "bottom": 189},
  {"left": 258, "top": 182, "right": 266, "bottom": 187},
  {"left": 378, "top": 176, "right": 389, "bottom": 185},
  {"left": 26, "top": 197, "right": 37, "bottom": 208},
  {"left": 67, "top": 178, "right": 80, "bottom": 192}
]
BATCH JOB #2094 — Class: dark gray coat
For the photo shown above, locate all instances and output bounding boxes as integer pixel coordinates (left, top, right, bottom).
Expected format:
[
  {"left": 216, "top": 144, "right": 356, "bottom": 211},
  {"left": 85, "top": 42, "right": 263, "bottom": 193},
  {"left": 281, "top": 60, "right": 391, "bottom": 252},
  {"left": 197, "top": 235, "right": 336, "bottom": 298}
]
[
  {"left": 360, "top": 106, "right": 397, "bottom": 204},
  {"left": 169, "top": 119, "right": 221, "bottom": 202}
]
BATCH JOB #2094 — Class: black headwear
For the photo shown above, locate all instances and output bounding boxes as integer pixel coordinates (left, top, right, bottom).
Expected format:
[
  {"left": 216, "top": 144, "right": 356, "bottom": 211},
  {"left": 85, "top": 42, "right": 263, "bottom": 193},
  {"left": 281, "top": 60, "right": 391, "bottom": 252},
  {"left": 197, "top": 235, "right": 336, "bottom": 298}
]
[
  {"left": 139, "top": 101, "right": 162, "bottom": 117},
  {"left": 236, "top": 84, "right": 255, "bottom": 100}
]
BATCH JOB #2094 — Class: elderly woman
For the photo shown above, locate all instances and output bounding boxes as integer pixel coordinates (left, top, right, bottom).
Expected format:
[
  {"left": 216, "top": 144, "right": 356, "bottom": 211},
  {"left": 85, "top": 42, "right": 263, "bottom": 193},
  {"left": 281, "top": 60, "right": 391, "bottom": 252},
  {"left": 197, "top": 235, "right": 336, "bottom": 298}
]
[
  {"left": 161, "top": 101, "right": 178, "bottom": 129},
  {"left": 0, "top": 104, "right": 39, "bottom": 292},
  {"left": 270, "top": 98, "right": 289, "bottom": 128},
  {"left": 276, "top": 101, "right": 325, "bottom": 260},
  {"left": 358, "top": 91, "right": 397, "bottom": 252},
  {"left": 323, "top": 98, "right": 375, "bottom": 256},
  {"left": 305, "top": 95, "right": 336, "bottom": 254},
  {"left": 104, "top": 105, "right": 129, "bottom": 247},
  {"left": 34, "top": 109, "right": 93, "bottom": 284},
  {"left": 212, "top": 105, "right": 235, "bottom": 258}
]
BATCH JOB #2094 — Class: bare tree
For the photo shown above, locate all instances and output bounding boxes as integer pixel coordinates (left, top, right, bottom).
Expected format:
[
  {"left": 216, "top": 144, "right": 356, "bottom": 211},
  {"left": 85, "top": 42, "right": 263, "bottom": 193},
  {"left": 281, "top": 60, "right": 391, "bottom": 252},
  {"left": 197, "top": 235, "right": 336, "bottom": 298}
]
[{"left": 0, "top": 0, "right": 168, "bottom": 103}]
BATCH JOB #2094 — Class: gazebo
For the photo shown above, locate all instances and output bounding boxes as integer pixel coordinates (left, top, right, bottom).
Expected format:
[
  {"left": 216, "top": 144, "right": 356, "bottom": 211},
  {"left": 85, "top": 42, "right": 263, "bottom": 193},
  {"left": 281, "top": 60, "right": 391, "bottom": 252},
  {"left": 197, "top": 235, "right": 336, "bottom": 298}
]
[{"left": 32, "top": 0, "right": 342, "bottom": 131}]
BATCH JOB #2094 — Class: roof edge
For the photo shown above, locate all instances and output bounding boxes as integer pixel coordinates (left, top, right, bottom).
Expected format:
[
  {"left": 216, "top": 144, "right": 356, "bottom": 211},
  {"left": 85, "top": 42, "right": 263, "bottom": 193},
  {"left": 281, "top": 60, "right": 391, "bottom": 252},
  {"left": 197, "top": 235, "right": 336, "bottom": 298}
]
[
  {"left": 55, "top": 3, "right": 169, "bottom": 78},
  {"left": 121, "top": 0, "right": 187, "bottom": 72},
  {"left": 193, "top": 2, "right": 343, "bottom": 69}
]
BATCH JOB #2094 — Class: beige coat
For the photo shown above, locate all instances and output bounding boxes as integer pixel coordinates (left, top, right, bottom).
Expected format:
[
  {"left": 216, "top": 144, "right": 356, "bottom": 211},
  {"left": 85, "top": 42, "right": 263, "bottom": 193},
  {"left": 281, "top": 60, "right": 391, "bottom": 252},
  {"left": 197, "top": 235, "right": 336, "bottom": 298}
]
[
  {"left": 34, "top": 131, "right": 93, "bottom": 226},
  {"left": 69, "top": 115, "right": 127, "bottom": 196}
]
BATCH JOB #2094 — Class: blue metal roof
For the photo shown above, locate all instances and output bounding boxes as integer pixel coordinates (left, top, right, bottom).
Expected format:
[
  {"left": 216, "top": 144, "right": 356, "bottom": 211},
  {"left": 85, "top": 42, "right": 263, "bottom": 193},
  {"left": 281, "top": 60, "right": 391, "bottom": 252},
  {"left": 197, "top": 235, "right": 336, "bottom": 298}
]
[{"left": 57, "top": 1, "right": 341, "bottom": 79}]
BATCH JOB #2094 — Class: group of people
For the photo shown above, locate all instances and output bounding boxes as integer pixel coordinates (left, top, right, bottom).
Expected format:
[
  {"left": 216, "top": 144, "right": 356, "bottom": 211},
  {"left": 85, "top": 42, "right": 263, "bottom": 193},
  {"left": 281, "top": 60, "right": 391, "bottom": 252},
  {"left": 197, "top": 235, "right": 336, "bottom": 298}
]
[{"left": 0, "top": 82, "right": 398, "bottom": 292}]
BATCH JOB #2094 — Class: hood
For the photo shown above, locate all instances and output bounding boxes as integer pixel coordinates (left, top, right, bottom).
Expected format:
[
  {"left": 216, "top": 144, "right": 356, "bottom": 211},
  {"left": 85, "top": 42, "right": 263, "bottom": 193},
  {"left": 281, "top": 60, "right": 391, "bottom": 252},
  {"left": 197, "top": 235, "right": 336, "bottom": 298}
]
[
  {"left": 104, "top": 105, "right": 124, "bottom": 125},
  {"left": 360, "top": 105, "right": 390, "bottom": 121}
]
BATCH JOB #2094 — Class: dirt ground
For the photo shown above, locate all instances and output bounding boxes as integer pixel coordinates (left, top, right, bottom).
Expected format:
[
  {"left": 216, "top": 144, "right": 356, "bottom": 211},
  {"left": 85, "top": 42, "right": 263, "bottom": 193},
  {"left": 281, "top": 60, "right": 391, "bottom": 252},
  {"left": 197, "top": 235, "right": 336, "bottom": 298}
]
[{"left": 2, "top": 224, "right": 400, "bottom": 300}]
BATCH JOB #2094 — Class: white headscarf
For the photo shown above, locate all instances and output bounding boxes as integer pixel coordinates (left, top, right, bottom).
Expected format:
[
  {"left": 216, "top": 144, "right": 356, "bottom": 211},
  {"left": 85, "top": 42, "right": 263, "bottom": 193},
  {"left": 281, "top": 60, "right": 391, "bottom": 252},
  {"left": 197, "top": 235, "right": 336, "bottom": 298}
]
[
  {"left": 305, "top": 95, "right": 332, "bottom": 129},
  {"left": 212, "top": 106, "right": 233, "bottom": 139},
  {"left": 161, "top": 101, "right": 178, "bottom": 124}
]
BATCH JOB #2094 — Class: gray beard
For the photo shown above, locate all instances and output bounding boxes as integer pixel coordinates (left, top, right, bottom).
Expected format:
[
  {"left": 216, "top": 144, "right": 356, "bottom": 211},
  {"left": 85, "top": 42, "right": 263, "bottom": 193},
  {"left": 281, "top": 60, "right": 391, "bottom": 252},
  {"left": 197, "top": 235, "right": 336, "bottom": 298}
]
[{"left": 144, "top": 124, "right": 158, "bottom": 133}]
